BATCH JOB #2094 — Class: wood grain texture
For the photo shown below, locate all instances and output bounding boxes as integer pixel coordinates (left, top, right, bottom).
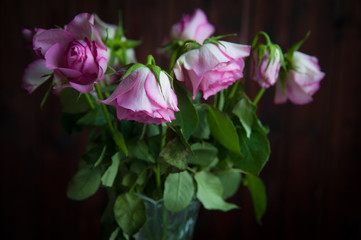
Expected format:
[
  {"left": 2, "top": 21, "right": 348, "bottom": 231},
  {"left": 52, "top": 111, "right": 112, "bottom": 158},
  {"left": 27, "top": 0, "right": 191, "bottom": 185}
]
[{"left": 1, "top": 0, "right": 360, "bottom": 239}]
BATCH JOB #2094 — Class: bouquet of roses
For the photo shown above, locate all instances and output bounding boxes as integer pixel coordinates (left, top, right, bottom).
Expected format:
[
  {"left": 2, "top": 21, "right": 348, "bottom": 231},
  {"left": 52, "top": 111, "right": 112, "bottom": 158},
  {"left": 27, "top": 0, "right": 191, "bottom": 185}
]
[{"left": 22, "top": 9, "right": 324, "bottom": 239}]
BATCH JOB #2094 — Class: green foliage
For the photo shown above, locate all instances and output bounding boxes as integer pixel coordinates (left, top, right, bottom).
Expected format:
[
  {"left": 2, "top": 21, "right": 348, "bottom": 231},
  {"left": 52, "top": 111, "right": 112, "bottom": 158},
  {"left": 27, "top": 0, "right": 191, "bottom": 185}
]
[
  {"left": 188, "top": 142, "right": 218, "bottom": 166},
  {"left": 216, "top": 170, "right": 242, "bottom": 199},
  {"left": 244, "top": 174, "right": 267, "bottom": 224},
  {"left": 234, "top": 118, "right": 270, "bottom": 175},
  {"left": 67, "top": 165, "right": 101, "bottom": 200},
  {"left": 101, "top": 153, "right": 121, "bottom": 187},
  {"left": 158, "top": 138, "right": 188, "bottom": 170},
  {"left": 114, "top": 193, "right": 146, "bottom": 236},
  {"left": 232, "top": 98, "right": 255, "bottom": 138},
  {"left": 195, "top": 171, "right": 238, "bottom": 211},
  {"left": 164, "top": 171, "right": 195, "bottom": 212},
  {"left": 207, "top": 105, "right": 241, "bottom": 154},
  {"left": 192, "top": 105, "right": 210, "bottom": 139},
  {"left": 60, "top": 88, "right": 90, "bottom": 114},
  {"left": 172, "top": 83, "right": 198, "bottom": 140}
]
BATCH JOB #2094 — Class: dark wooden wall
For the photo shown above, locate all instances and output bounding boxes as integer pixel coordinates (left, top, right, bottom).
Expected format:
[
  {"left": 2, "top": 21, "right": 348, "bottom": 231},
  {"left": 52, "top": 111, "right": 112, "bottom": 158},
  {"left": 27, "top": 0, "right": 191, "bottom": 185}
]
[{"left": 1, "top": 0, "right": 360, "bottom": 239}]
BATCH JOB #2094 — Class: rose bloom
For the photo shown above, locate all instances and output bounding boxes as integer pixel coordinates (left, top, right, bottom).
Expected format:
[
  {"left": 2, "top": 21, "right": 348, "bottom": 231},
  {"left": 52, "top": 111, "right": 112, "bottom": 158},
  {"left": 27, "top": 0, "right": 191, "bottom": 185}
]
[
  {"left": 171, "top": 8, "right": 215, "bottom": 44},
  {"left": 250, "top": 47, "right": 281, "bottom": 88},
  {"left": 274, "top": 51, "right": 325, "bottom": 105},
  {"left": 101, "top": 67, "right": 179, "bottom": 124},
  {"left": 23, "top": 13, "right": 108, "bottom": 94},
  {"left": 173, "top": 41, "right": 251, "bottom": 100}
]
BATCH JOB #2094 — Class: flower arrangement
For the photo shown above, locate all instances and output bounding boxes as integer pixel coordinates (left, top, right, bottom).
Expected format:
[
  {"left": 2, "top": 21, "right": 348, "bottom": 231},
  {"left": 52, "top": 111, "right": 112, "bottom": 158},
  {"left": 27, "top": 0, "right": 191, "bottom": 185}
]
[{"left": 22, "top": 9, "right": 325, "bottom": 239}]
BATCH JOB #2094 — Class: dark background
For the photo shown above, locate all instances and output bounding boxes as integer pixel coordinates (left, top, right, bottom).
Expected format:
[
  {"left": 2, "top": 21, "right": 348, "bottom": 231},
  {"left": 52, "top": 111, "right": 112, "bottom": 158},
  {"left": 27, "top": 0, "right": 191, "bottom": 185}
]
[{"left": 1, "top": 0, "right": 360, "bottom": 239}]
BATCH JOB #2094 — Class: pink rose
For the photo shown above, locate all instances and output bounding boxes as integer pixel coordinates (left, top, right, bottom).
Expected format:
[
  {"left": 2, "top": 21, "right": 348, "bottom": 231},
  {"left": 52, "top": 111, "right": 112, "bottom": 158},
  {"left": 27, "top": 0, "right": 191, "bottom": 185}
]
[
  {"left": 101, "top": 66, "right": 179, "bottom": 124},
  {"left": 274, "top": 51, "right": 325, "bottom": 105},
  {"left": 23, "top": 13, "right": 108, "bottom": 94},
  {"left": 250, "top": 47, "right": 281, "bottom": 88},
  {"left": 171, "top": 9, "right": 215, "bottom": 44},
  {"left": 173, "top": 41, "right": 251, "bottom": 100}
]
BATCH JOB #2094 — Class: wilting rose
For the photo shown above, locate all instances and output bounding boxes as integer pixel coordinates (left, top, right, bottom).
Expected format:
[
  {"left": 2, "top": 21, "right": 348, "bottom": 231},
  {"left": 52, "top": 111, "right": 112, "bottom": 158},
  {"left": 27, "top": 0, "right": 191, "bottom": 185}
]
[
  {"left": 173, "top": 41, "right": 251, "bottom": 100},
  {"left": 250, "top": 47, "right": 281, "bottom": 88},
  {"left": 101, "top": 66, "right": 179, "bottom": 124},
  {"left": 274, "top": 51, "right": 325, "bottom": 105},
  {"left": 171, "top": 9, "right": 215, "bottom": 44},
  {"left": 23, "top": 13, "right": 108, "bottom": 94}
]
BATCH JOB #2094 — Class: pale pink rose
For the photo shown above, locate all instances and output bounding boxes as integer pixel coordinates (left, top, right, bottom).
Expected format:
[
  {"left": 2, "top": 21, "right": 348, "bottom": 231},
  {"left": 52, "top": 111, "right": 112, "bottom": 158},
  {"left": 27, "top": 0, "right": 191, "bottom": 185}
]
[
  {"left": 23, "top": 13, "right": 108, "bottom": 94},
  {"left": 250, "top": 47, "right": 281, "bottom": 88},
  {"left": 171, "top": 9, "right": 215, "bottom": 44},
  {"left": 173, "top": 41, "right": 251, "bottom": 100},
  {"left": 101, "top": 67, "right": 179, "bottom": 124},
  {"left": 274, "top": 51, "right": 325, "bottom": 105}
]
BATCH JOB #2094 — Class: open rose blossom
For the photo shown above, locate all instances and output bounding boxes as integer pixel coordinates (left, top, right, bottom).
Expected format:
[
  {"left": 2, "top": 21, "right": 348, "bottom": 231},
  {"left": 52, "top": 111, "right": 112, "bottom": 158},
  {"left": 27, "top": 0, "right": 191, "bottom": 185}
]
[
  {"left": 101, "top": 66, "right": 179, "bottom": 124},
  {"left": 173, "top": 41, "right": 251, "bottom": 99},
  {"left": 23, "top": 13, "right": 108, "bottom": 94},
  {"left": 274, "top": 51, "right": 325, "bottom": 105},
  {"left": 250, "top": 47, "right": 281, "bottom": 88},
  {"left": 171, "top": 9, "right": 215, "bottom": 44}
]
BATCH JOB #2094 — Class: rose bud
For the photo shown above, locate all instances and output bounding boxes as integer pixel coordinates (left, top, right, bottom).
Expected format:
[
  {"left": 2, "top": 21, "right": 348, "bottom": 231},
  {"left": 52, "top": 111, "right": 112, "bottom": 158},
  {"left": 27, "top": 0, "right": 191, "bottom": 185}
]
[
  {"left": 274, "top": 51, "right": 325, "bottom": 105},
  {"left": 101, "top": 66, "right": 179, "bottom": 124},
  {"left": 173, "top": 40, "right": 250, "bottom": 100},
  {"left": 171, "top": 9, "right": 215, "bottom": 44}
]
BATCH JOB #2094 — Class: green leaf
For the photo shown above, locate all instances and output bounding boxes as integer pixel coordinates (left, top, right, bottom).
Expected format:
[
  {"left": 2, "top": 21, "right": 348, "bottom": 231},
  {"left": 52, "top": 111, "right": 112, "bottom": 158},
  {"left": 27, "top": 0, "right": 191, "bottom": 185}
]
[
  {"left": 114, "top": 193, "right": 146, "bottom": 236},
  {"left": 233, "top": 119, "right": 270, "bottom": 175},
  {"left": 189, "top": 142, "right": 217, "bottom": 166},
  {"left": 172, "top": 83, "right": 198, "bottom": 140},
  {"left": 101, "top": 153, "right": 121, "bottom": 187},
  {"left": 77, "top": 106, "right": 110, "bottom": 126},
  {"left": 207, "top": 105, "right": 241, "bottom": 154},
  {"left": 94, "top": 145, "right": 107, "bottom": 167},
  {"left": 192, "top": 105, "right": 210, "bottom": 139},
  {"left": 158, "top": 138, "right": 188, "bottom": 170},
  {"left": 67, "top": 166, "right": 101, "bottom": 200},
  {"left": 109, "top": 227, "right": 120, "bottom": 240},
  {"left": 232, "top": 98, "right": 255, "bottom": 138},
  {"left": 216, "top": 170, "right": 242, "bottom": 199},
  {"left": 195, "top": 171, "right": 238, "bottom": 211},
  {"left": 164, "top": 171, "right": 195, "bottom": 213},
  {"left": 128, "top": 139, "right": 155, "bottom": 163},
  {"left": 60, "top": 88, "right": 90, "bottom": 114},
  {"left": 244, "top": 174, "right": 267, "bottom": 224},
  {"left": 121, "top": 63, "right": 144, "bottom": 80}
]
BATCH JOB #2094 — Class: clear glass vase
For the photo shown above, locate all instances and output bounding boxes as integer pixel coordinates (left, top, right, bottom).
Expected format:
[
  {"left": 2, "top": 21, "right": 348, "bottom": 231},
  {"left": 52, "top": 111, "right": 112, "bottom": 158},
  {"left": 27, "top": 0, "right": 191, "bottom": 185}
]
[{"left": 135, "top": 195, "right": 200, "bottom": 240}]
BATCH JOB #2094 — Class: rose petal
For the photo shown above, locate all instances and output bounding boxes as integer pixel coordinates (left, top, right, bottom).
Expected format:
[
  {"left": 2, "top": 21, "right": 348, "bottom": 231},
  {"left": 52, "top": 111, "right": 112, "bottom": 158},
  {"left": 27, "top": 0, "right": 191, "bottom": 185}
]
[
  {"left": 33, "top": 29, "right": 74, "bottom": 56},
  {"left": 285, "top": 73, "right": 313, "bottom": 104},
  {"left": 22, "top": 59, "right": 53, "bottom": 93},
  {"left": 44, "top": 43, "right": 66, "bottom": 69},
  {"left": 65, "top": 13, "right": 106, "bottom": 49}
]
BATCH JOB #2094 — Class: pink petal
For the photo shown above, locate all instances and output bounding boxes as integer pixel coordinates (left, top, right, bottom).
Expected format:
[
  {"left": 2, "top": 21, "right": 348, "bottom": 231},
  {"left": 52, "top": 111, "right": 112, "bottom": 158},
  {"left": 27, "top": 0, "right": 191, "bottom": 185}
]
[
  {"left": 65, "top": 13, "right": 106, "bottom": 49},
  {"left": 274, "top": 80, "right": 287, "bottom": 104},
  {"left": 218, "top": 41, "right": 251, "bottom": 60},
  {"left": 44, "top": 43, "right": 66, "bottom": 69},
  {"left": 285, "top": 73, "right": 313, "bottom": 105},
  {"left": 33, "top": 29, "right": 74, "bottom": 56},
  {"left": 68, "top": 81, "right": 94, "bottom": 94},
  {"left": 22, "top": 59, "right": 52, "bottom": 93}
]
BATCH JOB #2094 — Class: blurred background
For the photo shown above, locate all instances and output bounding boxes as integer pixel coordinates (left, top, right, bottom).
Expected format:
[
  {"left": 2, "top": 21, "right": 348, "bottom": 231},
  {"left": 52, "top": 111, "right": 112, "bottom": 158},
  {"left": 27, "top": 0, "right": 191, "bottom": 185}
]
[{"left": 1, "top": 0, "right": 360, "bottom": 239}]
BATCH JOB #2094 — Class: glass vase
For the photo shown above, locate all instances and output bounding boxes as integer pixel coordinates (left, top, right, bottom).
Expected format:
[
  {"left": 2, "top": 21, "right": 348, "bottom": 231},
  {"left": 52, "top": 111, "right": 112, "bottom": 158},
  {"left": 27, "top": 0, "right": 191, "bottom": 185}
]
[{"left": 135, "top": 195, "right": 200, "bottom": 240}]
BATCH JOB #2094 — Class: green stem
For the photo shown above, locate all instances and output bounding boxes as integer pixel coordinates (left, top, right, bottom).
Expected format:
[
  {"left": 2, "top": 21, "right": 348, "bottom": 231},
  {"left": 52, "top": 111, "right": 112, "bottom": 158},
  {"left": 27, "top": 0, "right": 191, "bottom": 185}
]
[
  {"left": 84, "top": 94, "right": 95, "bottom": 110},
  {"left": 227, "top": 80, "right": 240, "bottom": 100},
  {"left": 253, "top": 88, "right": 266, "bottom": 105},
  {"left": 95, "top": 83, "right": 115, "bottom": 134},
  {"left": 94, "top": 83, "right": 128, "bottom": 155}
]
